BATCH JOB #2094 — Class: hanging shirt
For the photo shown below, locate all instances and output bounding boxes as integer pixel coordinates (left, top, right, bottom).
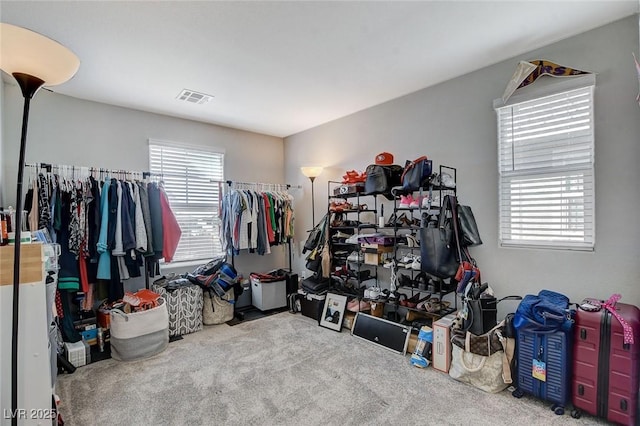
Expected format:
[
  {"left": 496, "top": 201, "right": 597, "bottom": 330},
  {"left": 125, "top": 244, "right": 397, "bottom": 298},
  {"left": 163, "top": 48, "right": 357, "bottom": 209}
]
[
  {"left": 132, "top": 182, "right": 148, "bottom": 253},
  {"left": 112, "top": 180, "right": 125, "bottom": 256},
  {"left": 96, "top": 179, "right": 113, "bottom": 280}
]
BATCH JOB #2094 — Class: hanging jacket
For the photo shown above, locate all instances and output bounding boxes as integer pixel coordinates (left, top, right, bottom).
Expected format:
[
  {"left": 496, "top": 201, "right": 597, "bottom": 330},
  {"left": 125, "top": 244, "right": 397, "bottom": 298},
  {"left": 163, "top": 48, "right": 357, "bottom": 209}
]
[{"left": 159, "top": 186, "right": 181, "bottom": 263}]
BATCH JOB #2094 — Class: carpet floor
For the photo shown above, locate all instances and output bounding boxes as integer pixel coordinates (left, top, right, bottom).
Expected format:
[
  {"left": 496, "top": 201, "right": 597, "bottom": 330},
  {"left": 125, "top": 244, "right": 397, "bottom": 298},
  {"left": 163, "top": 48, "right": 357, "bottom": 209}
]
[{"left": 56, "top": 312, "right": 607, "bottom": 425}]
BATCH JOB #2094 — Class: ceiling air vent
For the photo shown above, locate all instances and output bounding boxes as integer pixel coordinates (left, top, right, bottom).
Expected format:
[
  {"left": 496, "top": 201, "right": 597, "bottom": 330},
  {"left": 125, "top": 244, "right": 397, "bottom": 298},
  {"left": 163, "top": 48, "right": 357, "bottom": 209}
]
[{"left": 176, "top": 89, "right": 213, "bottom": 105}]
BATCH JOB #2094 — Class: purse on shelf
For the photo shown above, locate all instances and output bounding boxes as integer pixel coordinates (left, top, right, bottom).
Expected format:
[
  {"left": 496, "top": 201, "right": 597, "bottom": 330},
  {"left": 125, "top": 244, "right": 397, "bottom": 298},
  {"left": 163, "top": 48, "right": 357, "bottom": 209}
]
[{"left": 401, "top": 156, "right": 432, "bottom": 191}]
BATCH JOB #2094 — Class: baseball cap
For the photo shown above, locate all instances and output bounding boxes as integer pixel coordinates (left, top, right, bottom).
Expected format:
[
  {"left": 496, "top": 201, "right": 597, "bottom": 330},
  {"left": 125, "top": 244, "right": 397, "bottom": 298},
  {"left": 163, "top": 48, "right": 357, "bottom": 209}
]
[{"left": 375, "top": 152, "right": 394, "bottom": 165}]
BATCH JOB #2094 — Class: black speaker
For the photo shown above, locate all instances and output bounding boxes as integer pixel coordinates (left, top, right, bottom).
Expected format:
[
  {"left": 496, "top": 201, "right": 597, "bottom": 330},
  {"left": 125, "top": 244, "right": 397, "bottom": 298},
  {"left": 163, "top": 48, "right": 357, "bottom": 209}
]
[{"left": 351, "top": 313, "right": 412, "bottom": 355}]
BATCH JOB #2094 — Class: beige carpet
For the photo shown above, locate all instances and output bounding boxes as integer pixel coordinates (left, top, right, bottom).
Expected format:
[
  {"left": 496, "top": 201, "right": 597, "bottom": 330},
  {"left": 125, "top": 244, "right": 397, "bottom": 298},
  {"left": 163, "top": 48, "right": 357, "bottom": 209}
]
[{"left": 56, "top": 312, "right": 606, "bottom": 425}]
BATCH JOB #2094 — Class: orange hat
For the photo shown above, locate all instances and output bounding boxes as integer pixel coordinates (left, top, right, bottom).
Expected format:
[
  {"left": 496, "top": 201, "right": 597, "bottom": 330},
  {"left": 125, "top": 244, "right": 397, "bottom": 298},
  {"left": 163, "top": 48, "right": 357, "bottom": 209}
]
[{"left": 375, "top": 152, "right": 394, "bottom": 165}]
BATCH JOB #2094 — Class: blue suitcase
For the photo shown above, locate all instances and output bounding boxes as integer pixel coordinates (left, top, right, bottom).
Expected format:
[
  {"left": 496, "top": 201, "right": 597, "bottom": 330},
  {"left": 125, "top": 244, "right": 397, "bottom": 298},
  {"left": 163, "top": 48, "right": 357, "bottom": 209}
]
[{"left": 513, "top": 329, "right": 572, "bottom": 415}]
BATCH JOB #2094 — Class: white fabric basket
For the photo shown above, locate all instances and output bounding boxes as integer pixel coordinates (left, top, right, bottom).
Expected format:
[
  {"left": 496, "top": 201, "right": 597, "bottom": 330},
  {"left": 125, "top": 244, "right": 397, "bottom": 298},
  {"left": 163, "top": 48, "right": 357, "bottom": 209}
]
[{"left": 110, "top": 298, "right": 169, "bottom": 361}]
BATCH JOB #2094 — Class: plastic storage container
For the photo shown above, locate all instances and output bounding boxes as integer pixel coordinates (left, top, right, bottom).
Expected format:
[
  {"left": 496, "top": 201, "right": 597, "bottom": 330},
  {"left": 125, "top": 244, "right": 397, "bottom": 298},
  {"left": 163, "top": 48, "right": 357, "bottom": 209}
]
[{"left": 251, "top": 275, "right": 286, "bottom": 311}]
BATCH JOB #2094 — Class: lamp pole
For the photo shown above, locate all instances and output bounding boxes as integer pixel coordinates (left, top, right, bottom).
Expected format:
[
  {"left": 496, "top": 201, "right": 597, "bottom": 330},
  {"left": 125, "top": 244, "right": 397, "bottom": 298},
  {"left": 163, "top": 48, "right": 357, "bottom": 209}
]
[
  {"left": 11, "top": 73, "right": 45, "bottom": 426},
  {"left": 309, "top": 176, "right": 316, "bottom": 225}
]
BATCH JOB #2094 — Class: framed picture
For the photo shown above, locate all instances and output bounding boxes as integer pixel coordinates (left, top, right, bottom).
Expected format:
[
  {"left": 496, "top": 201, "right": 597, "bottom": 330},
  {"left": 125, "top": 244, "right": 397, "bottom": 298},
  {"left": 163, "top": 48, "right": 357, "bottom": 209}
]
[{"left": 319, "top": 293, "right": 348, "bottom": 332}]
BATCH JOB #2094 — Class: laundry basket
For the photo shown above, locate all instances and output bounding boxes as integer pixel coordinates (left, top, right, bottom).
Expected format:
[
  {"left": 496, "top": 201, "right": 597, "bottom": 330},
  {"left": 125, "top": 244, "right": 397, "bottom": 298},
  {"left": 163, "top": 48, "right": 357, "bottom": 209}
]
[{"left": 110, "top": 298, "right": 169, "bottom": 361}]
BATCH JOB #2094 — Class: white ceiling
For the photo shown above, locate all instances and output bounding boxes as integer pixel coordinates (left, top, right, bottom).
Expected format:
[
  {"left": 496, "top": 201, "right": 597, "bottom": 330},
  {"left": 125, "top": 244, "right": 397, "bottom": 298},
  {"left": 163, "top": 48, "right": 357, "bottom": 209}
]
[{"left": 1, "top": 1, "right": 638, "bottom": 138}]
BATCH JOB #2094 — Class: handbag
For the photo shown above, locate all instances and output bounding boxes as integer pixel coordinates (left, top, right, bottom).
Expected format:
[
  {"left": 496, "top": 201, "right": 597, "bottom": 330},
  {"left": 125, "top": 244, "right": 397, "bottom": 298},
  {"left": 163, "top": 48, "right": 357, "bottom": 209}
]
[
  {"left": 458, "top": 204, "right": 482, "bottom": 246},
  {"left": 419, "top": 195, "right": 462, "bottom": 279},
  {"left": 401, "top": 156, "right": 432, "bottom": 191},
  {"left": 449, "top": 347, "right": 507, "bottom": 393},
  {"left": 363, "top": 164, "right": 403, "bottom": 200},
  {"left": 463, "top": 297, "right": 498, "bottom": 336},
  {"left": 303, "top": 213, "right": 329, "bottom": 253},
  {"left": 449, "top": 322, "right": 515, "bottom": 393},
  {"left": 452, "top": 321, "right": 504, "bottom": 357}
]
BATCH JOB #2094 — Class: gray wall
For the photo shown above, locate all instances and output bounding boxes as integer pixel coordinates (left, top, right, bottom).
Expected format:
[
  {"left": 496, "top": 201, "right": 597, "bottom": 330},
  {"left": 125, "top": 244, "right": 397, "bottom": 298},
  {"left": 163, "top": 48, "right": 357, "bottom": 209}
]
[
  {"left": 285, "top": 15, "right": 640, "bottom": 306},
  {"left": 1, "top": 85, "right": 287, "bottom": 283}
]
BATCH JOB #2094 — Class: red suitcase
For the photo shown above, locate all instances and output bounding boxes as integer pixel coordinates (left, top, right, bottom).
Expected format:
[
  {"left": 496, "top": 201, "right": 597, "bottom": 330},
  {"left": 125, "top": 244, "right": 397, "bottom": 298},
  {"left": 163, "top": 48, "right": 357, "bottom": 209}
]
[{"left": 571, "top": 296, "right": 640, "bottom": 425}]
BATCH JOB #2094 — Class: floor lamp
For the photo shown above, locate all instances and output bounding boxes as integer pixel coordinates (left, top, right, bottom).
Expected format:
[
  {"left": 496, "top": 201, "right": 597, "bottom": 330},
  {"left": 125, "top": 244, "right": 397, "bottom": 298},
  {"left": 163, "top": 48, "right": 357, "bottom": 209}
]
[
  {"left": 300, "top": 166, "right": 323, "bottom": 226},
  {"left": 0, "top": 23, "right": 80, "bottom": 425}
]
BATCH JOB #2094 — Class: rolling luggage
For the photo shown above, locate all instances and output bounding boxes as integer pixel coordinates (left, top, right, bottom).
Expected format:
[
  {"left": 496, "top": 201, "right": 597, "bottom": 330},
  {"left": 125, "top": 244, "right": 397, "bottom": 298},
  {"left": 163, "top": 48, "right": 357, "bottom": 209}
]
[
  {"left": 513, "top": 329, "right": 572, "bottom": 414},
  {"left": 571, "top": 295, "right": 640, "bottom": 425},
  {"left": 512, "top": 290, "right": 573, "bottom": 415}
]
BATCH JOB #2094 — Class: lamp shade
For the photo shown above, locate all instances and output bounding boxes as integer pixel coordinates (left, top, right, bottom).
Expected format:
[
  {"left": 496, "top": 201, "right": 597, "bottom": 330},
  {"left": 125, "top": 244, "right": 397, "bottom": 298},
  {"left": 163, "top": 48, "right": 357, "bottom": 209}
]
[
  {"left": 0, "top": 23, "right": 80, "bottom": 86},
  {"left": 300, "top": 166, "right": 323, "bottom": 179}
]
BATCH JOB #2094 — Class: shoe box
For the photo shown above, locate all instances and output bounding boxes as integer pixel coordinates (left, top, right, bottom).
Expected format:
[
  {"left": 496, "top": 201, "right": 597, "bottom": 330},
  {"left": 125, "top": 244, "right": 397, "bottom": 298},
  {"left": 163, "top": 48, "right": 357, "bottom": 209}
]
[
  {"left": 432, "top": 313, "right": 457, "bottom": 373},
  {"left": 361, "top": 243, "right": 393, "bottom": 265},
  {"left": 298, "top": 289, "right": 326, "bottom": 322}
]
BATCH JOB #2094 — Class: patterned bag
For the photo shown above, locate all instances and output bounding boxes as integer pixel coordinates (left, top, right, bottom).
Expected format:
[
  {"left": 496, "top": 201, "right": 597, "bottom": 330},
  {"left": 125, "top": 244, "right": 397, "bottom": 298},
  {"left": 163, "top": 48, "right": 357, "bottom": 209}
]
[
  {"left": 203, "top": 288, "right": 235, "bottom": 325},
  {"left": 449, "top": 346, "right": 508, "bottom": 393},
  {"left": 451, "top": 326, "right": 502, "bottom": 357},
  {"left": 152, "top": 283, "right": 203, "bottom": 337}
]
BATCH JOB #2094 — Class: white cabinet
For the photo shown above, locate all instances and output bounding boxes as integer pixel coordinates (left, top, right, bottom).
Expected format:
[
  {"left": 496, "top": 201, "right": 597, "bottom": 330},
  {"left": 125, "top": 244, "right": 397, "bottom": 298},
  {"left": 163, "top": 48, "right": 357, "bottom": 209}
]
[{"left": 0, "top": 244, "right": 52, "bottom": 425}]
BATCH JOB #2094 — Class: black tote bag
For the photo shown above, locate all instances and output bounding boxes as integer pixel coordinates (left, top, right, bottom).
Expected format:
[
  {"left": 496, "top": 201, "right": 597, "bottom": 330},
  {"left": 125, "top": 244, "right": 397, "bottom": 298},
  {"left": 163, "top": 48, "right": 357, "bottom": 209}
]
[
  {"left": 420, "top": 195, "right": 461, "bottom": 279},
  {"left": 458, "top": 204, "right": 482, "bottom": 246}
]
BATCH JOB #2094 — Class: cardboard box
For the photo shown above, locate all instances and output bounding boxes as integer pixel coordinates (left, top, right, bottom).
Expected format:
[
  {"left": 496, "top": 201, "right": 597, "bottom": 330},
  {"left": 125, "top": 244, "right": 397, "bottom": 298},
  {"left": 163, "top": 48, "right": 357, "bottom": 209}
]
[
  {"left": 343, "top": 311, "right": 356, "bottom": 330},
  {"left": 361, "top": 243, "right": 393, "bottom": 265},
  {"left": 80, "top": 328, "right": 98, "bottom": 346},
  {"left": 432, "top": 313, "right": 457, "bottom": 373}
]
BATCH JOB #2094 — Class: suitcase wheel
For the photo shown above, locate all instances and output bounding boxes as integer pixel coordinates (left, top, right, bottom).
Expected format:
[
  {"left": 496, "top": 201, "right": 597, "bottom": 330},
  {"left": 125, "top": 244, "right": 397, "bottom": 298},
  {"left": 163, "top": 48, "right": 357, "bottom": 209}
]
[
  {"left": 570, "top": 409, "right": 581, "bottom": 419},
  {"left": 551, "top": 404, "right": 564, "bottom": 416},
  {"left": 512, "top": 389, "right": 524, "bottom": 399}
]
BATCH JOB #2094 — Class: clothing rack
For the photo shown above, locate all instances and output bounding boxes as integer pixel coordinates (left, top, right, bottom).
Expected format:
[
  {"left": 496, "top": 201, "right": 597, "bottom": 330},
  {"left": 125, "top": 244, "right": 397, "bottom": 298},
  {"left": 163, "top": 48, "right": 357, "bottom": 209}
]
[
  {"left": 217, "top": 179, "right": 296, "bottom": 271},
  {"left": 26, "top": 161, "right": 163, "bottom": 289},
  {"left": 25, "top": 162, "right": 162, "bottom": 181},
  {"left": 212, "top": 179, "right": 301, "bottom": 191}
]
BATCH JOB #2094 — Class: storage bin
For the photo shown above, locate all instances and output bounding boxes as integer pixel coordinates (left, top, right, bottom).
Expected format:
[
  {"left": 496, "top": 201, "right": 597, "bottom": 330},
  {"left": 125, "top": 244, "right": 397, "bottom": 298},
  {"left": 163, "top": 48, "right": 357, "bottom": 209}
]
[
  {"left": 299, "top": 290, "right": 326, "bottom": 322},
  {"left": 236, "top": 280, "right": 252, "bottom": 308},
  {"left": 110, "top": 298, "right": 169, "bottom": 362},
  {"left": 152, "top": 283, "right": 203, "bottom": 336},
  {"left": 251, "top": 275, "right": 287, "bottom": 311}
]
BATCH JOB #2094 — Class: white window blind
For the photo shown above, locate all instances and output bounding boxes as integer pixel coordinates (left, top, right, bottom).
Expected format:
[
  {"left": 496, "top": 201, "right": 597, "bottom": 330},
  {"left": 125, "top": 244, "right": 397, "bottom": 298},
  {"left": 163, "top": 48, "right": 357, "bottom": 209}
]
[
  {"left": 149, "top": 141, "right": 224, "bottom": 262},
  {"left": 496, "top": 84, "right": 595, "bottom": 250}
]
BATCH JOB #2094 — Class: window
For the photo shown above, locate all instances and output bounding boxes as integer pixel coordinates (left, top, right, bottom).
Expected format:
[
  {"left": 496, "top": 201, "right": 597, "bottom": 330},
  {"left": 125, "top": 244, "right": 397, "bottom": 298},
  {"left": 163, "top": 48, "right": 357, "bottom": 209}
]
[
  {"left": 495, "top": 77, "right": 595, "bottom": 250},
  {"left": 149, "top": 141, "right": 224, "bottom": 262}
]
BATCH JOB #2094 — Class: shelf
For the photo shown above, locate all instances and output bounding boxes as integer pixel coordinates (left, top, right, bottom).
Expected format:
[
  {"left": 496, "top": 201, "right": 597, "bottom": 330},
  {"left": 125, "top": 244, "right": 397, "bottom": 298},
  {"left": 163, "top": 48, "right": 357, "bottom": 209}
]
[
  {"left": 395, "top": 244, "right": 420, "bottom": 250},
  {"left": 329, "top": 209, "right": 377, "bottom": 214},
  {"left": 328, "top": 192, "right": 367, "bottom": 200},
  {"left": 358, "top": 224, "right": 378, "bottom": 230}
]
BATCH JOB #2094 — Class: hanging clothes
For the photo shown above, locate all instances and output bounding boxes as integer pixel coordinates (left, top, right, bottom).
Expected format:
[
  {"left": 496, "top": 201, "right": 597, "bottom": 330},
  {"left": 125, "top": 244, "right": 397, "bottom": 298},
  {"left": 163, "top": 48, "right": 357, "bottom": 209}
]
[
  {"left": 218, "top": 185, "right": 295, "bottom": 256},
  {"left": 26, "top": 164, "right": 180, "bottom": 305}
]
